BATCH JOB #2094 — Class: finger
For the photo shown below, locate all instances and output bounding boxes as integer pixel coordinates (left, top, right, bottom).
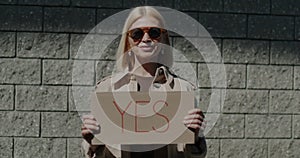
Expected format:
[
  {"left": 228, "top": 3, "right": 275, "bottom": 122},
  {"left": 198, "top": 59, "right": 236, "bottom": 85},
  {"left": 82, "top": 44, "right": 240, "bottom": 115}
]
[
  {"left": 184, "top": 114, "right": 204, "bottom": 121},
  {"left": 81, "top": 129, "right": 93, "bottom": 135},
  {"left": 83, "top": 119, "right": 100, "bottom": 126},
  {"left": 186, "top": 124, "right": 201, "bottom": 130},
  {"left": 82, "top": 114, "right": 96, "bottom": 120},
  {"left": 83, "top": 124, "right": 100, "bottom": 131},
  {"left": 183, "top": 119, "right": 202, "bottom": 125},
  {"left": 188, "top": 109, "right": 205, "bottom": 118}
]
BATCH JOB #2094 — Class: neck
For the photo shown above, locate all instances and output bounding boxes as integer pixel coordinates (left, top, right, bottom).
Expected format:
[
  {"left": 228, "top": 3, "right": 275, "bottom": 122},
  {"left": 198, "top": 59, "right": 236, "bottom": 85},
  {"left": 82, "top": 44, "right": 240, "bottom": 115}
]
[{"left": 132, "top": 62, "right": 160, "bottom": 77}]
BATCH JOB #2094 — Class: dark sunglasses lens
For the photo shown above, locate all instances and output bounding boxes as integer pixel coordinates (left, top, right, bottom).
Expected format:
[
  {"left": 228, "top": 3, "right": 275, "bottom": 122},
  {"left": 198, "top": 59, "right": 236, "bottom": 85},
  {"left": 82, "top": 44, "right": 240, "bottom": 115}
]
[
  {"left": 130, "top": 29, "right": 143, "bottom": 40},
  {"left": 149, "top": 28, "right": 161, "bottom": 39}
]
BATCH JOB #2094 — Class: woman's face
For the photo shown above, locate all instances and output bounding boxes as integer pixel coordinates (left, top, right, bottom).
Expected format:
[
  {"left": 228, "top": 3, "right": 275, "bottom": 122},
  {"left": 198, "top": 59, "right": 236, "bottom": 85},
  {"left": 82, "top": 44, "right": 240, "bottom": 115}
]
[{"left": 127, "top": 16, "right": 165, "bottom": 64}]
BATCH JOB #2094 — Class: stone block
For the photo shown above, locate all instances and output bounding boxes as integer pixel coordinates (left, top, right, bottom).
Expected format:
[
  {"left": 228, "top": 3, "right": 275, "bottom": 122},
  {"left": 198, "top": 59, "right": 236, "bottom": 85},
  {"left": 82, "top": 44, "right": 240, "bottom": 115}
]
[
  {"left": 205, "top": 139, "right": 219, "bottom": 158},
  {"left": 16, "top": 85, "right": 68, "bottom": 111},
  {"left": 174, "top": 0, "right": 222, "bottom": 12},
  {"left": 69, "top": 86, "right": 94, "bottom": 111},
  {"left": 44, "top": 7, "right": 95, "bottom": 33},
  {"left": 198, "top": 89, "right": 221, "bottom": 113},
  {"left": 270, "top": 91, "right": 300, "bottom": 114},
  {"left": 14, "top": 138, "right": 66, "bottom": 158},
  {"left": 96, "top": 60, "right": 115, "bottom": 82},
  {"left": 205, "top": 114, "right": 244, "bottom": 138},
  {"left": 0, "top": 0, "right": 16, "bottom": 4},
  {"left": 97, "top": 9, "right": 123, "bottom": 23},
  {"left": 71, "top": 34, "right": 119, "bottom": 60},
  {"left": 43, "top": 60, "right": 94, "bottom": 85},
  {"left": 271, "top": 41, "right": 300, "bottom": 65},
  {"left": 223, "top": 89, "right": 268, "bottom": 113},
  {"left": 224, "top": 0, "right": 270, "bottom": 14},
  {"left": 295, "top": 66, "right": 300, "bottom": 89},
  {"left": 198, "top": 64, "right": 245, "bottom": 88},
  {"left": 68, "top": 138, "right": 83, "bottom": 158},
  {"left": 222, "top": 39, "right": 269, "bottom": 64},
  {"left": 245, "top": 114, "right": 291, "bottom": 138},
  {"left": 0, "top": 59, "right": 41, "bottom": 84},
  {"left": 172, "top": 37, "right": 222, "bottom": 63},
  {"left": 0, "top": 85, "right": 14, "bottom": 110},
  {"left": 247, "top": 65, "right": 293, "bottom": 89},
  {"left": 248, "top": 15, "right": 294, "bottom": 40},
  {"left": 0, "top": 111, "right": 39, "bottom": 136},
  {"left": 272, "top": 0, "right": 300, "bottom": 15},
  {"left": 269, "top": 139, "right": 300, "bottom": 158},
  {"left": 0, "top": 32, "right": 15, "bottom": 57},
  {"left": 41, "top": 112, "right": 82, "bottom": 137},
  {"left": 17, "top": 33, "right": 68, "bottom": 58},
  {"left": 172, "top": 62, "right": 197, "bottom": 86},
  {"left": 297, "top": 18, "right": 300, "bottom": 40},
  {"left": 220, "top": 139, "right": 267, "bottom": 158},
  {"left": 0, "top": 137, "right": 13, "bottom": 158},
  {"left": 198, "top": 13, "right": 247, "bottom": 38},
  {"left": 293, "top": 115, "right": 300, "bottom": 138}
]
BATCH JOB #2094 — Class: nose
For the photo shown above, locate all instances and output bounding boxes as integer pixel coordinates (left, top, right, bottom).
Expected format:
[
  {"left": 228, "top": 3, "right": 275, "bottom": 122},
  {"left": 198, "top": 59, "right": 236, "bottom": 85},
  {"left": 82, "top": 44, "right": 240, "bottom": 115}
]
[{"left": 141, "top": 32, "right": 151, "bottom": 42}]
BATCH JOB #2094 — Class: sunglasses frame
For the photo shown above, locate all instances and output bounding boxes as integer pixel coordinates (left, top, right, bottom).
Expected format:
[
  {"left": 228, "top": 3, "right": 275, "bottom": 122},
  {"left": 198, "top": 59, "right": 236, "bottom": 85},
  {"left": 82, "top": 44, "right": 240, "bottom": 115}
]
[{"left": 127, "top": 27, "right": 167, "bottom": 43}]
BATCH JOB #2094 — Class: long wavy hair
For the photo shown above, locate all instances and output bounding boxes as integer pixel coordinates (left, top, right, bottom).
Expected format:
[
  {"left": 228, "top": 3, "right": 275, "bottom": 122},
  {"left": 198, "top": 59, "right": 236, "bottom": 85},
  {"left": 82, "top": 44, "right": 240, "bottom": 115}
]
[{"left": 115, "top": 6, "right": 173, "bottom": 72}]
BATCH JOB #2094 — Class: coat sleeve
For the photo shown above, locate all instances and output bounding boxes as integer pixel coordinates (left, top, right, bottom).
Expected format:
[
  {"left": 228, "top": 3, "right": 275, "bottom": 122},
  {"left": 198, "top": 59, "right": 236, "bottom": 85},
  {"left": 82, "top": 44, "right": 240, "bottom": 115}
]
[
  {"left": 82, "top": 140, "right": 116, "bottom": 158},
  {"left": 183, "top": 137, "right": 207, "bottom": 158}
]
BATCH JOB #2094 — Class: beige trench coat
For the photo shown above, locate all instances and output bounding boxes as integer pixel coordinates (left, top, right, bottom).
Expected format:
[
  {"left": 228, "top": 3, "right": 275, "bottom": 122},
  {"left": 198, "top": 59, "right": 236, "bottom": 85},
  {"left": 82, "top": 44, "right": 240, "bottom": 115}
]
[{"left": 82, "top": 66, "right": 207, "bottom": 158}]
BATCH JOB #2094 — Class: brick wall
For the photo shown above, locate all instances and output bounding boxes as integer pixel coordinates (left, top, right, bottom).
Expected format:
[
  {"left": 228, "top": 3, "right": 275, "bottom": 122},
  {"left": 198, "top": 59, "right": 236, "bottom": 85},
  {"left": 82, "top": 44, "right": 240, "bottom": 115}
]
[{"left": 0, "top": 0, "right": 299, "bottom": 157}]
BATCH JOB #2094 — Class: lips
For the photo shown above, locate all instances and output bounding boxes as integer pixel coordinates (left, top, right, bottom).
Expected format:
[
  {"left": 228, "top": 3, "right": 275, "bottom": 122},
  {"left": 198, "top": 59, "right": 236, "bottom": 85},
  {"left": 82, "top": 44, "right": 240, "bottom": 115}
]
[{"left": 139, "top": 45, "right": 155, "bottom": 52}]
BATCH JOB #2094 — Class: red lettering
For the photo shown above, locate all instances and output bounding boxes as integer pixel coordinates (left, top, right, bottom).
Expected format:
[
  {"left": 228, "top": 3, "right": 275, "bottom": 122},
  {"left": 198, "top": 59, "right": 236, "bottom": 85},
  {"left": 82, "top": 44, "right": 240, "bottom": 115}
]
[
  {"left": 135, "top": 101, "right": 150, "bottom": 133},
  {"left": 152, "top": 100, "right": 169, "bottom": 133},
  {"left": 113, "top": 101, "right": 132, "bottom": 133}
]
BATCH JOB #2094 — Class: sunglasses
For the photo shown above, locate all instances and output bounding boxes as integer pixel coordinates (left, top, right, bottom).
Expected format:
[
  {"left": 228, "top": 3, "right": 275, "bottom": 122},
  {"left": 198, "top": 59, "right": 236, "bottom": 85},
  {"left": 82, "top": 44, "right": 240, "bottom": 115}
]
[{"left": 127, "top": 27, "right": 166, "bottom": 42}]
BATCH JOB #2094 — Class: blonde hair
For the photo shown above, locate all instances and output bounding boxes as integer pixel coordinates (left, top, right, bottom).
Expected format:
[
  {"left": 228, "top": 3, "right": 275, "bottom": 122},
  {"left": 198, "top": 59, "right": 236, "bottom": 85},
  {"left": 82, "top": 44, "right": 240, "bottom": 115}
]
[{"left": 116, "top": 6, "right": 173, "bottom": 72}]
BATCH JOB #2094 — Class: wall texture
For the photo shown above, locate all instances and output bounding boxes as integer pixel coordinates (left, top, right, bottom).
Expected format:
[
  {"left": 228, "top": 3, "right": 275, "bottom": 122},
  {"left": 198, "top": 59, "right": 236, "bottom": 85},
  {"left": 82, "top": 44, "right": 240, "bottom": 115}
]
[{"left": 0, "top": 0, "right": 300, "bottom": 157}]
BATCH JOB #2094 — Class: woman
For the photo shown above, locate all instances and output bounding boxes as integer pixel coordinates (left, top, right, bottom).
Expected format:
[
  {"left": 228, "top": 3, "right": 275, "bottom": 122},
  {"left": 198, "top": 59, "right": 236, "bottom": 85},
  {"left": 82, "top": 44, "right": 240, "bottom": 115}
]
[{"left": 81, "top": 6, "right": 207, "bottom": 158}]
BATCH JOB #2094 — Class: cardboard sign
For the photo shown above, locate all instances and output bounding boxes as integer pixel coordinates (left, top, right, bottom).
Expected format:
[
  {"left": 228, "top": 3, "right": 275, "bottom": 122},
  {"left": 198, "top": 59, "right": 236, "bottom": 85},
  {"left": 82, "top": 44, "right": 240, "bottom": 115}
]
[{"left": 91, "top": 91, "right": 194, "bottom": 145}]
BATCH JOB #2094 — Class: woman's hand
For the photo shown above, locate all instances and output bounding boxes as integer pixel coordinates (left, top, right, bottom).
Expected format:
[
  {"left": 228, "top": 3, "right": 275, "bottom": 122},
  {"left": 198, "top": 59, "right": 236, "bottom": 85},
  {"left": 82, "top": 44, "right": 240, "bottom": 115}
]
[
  {"left": 81, "top": 114, "right": 101, "bottom": 144},
  {"left": 183, "top": 108, "right": 205, "bottom": 134}
]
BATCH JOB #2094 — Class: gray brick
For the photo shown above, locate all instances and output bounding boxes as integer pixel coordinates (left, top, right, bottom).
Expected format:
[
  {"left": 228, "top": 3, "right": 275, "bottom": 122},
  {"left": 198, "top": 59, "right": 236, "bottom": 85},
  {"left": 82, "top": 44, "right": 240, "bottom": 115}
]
[
  {"left": 171, "top": 62, "right": 197, "bottom": 86},
  {"left": 68, "top": 138, "right": 82, "bottom": 158},
  {"left": 16, "top": 85, "right": 68, "bottom": 111},
  {"left": 69, "top": 86, "right": 94, "bottom": 111},
  {"left": 297, "top": 18, "right": 300, "bottom": 40},
  {"left": 245, "top": 115, "right": 291, "bottom": 138},
  {"left": 43, "top": 60, "right": 94, "bottom": 85},
  {"left": 17, "top": 33, "right": 68, "bottom": 58},
  {"left": 294, "top": 115, "right": 300, "bottom": 138},
  {"left": 224, "top": 0, "right": 270, "bottom": 14},
  {"left": 270, "top": 91, "right": 300, "bottom": 114},
  {"left": 272, "top": 0, "right": 300, "bottom": 15},
  {"left": 0, "top": 0, "right": 17, "bottom": 4},
  {"left": 0, "top": 138, "right": 13, "bottom": 158},
  {"left": 294, "top": 66, "right": 300, "bottom": 89},
  {"left": 223, "top": 89, "right": 268, "bottom": 113},
  {"left": 0, "top": 59, "right": 41, "bottom": 84},
  {"left": 123, "top": 0, "right": 145, "bottom": 8},
  {"left": 0, "top": 85, "right": 14, "bottom": 110},
  {"left": 0, "top": 6, "right": 42, "bottom": 31},
  {"left": 269, "top": 139, "right": 300, "bottom": 158},
  {"left": 223, "top": 39, "right": 269, "bottom": 64},
  {"left": 198, "top": 13, "right": 247, "bottom": 38},
  {"left": 271, "top": 41, "right": 300, "bottom": 65},
  {"left": 42, "top": 112, "right": 82, "bottom": 137},
  {"left": 44, "top": 8, "right": 95, "bottom": 33},
  {"left": 71, "top": 34, "right": 119, "bottom": 60},
  {"left": 248, "top": 15, "right": 294, "bottom": 40},
  {"left": 206, "top": 114, "right": 244, "bottom": 138},
  {"left": 14, "top": 138, "right": 66, "bottom": 158},
  {"left": 198, "top": 89, "right": 221, "bottom": 113},
  {"left": 0, "top": 111, "right": 39, "bottom": 136},
  {"left": 72, "top": 0, "right": 121, "bottom": 7},
  {"left": 220, "top": 139, "right": 267, "bottom": 158},
  {"left": 18, "top": 0, "right": 70, "bottom": 5},
  {"left": 0, "top": 32, "right": 15, "bottom": 57},
  {"left": 97, "top": 9, "right": 124, "bottom": 23},
  {"left": 206, "top": 139, "right": 219, "bottom": 158},
  {"left": 198, "top": 64, "right": 245, "bottom": 88},
  {"left": 174, "top": 0, "right": 222, "bottom": 11},
  {"left": 173, "top": 37, "right": 222, "bottom": 63},
  {"left": 96, "top": 60, "right": 115, "bottom": 82},
  {"left": 247, "top": 65, "right": 293, "bottom": 89}
]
